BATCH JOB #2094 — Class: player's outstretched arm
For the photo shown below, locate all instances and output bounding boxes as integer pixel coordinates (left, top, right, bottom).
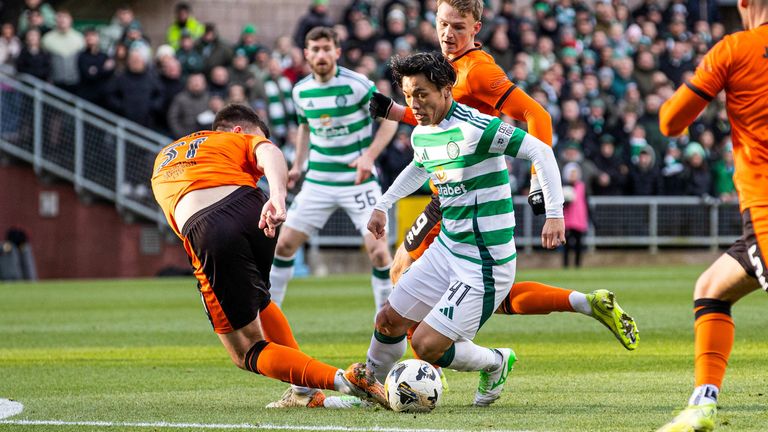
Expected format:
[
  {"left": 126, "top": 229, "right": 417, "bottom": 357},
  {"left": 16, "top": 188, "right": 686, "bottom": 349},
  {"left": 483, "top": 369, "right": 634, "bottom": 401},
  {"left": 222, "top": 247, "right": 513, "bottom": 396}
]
[
  {"left": 368, "top": 162, "right": 430, "bottom": 239},
  {"left": 659, "top": 85, "right": 710, "bottom": 137},
  {"left": 255, "top": 142, "right": 288, "bottom": 238}
]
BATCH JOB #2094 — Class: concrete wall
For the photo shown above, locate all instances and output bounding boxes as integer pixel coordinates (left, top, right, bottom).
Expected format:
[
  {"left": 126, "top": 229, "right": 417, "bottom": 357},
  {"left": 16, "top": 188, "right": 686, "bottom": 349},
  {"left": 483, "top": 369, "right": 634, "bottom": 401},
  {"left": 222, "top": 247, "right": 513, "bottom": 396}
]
[{"left": 0, "top": 164, "right": 189, "bottom": 279}]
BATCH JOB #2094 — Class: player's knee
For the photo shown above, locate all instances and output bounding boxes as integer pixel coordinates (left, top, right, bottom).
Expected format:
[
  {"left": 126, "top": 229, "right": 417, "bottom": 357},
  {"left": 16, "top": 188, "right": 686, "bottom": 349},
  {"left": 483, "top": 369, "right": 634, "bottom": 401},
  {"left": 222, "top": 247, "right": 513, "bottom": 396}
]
[
  {"left": 368, "top": 245, "right": 392, "bottom": 268},
  {"left": 375, "top": 305, "right": 408, "bottom": 337},
  {"left": 410, "top": 337, "right": 441, "bottom": 363},
  {"left": 694, "top": 269, "right": 727, "bottom": 300}
]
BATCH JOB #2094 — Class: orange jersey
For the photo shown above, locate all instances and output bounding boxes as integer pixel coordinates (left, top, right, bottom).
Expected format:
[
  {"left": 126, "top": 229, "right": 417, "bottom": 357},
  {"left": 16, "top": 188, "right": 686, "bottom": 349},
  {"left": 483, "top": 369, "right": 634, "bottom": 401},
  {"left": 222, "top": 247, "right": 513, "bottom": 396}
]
[
  {"left": 660, "top": 24, "right": 768, "bottom": 210},
  {"left": 403, "top": 43, "right": 553, "bottom": 145},
  {"left": 151, "top": 130, "right": 269, "bottom": 236}
]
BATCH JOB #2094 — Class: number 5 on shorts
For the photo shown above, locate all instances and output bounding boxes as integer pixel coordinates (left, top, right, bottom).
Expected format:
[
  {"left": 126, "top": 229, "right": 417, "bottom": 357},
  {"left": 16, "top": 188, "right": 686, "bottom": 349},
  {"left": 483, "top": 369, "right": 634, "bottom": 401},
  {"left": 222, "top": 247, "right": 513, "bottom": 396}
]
[{"left": 354, "top": 190, "right": 377, "bottom": 210}]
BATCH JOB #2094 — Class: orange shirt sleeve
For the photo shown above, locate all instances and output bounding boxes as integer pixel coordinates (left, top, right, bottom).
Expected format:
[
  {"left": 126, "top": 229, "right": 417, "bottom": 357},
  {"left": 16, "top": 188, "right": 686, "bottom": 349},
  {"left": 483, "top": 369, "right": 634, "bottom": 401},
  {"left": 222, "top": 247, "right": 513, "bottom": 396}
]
[
  {"left": 247, "top": 135, "right": 271, "bottom": 174},
  {"left": 660, "top": 38, "right": 731, "bottom": 137},
  {"left": 497, "top": 87, "right": 553, "bottom": 146},
  {"left": 402, "top": 107, "right": 418, "bottom": 126}
]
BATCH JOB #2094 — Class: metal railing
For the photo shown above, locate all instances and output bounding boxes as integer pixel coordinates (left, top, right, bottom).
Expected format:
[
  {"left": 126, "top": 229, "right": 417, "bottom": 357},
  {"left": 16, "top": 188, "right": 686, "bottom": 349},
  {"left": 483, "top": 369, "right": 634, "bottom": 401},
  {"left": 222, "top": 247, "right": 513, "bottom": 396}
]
[
  {"left": 0, "top": 66, "right": 169, "bottom": 224},
  {"left": 0, "top": 67, "right": 742, "bottom": 252}
]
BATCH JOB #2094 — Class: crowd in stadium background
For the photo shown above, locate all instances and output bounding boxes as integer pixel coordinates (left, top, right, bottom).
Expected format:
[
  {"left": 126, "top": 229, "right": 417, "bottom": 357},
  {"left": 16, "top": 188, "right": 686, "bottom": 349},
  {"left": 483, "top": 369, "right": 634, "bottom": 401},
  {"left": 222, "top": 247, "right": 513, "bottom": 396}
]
[{"left": 1, "top": 0, "right": 737, "bottom": 199}]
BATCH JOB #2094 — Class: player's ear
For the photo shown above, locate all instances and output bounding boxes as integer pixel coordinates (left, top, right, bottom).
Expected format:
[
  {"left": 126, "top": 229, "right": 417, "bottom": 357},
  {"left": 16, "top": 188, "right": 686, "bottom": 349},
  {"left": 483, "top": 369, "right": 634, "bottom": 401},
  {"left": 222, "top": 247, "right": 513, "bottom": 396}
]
[
  {"left": 472, "top": 20, "right": 482, "bottom": 37},
  {"left": 233, "top": 125, "right": 243, "bottom": 133}
]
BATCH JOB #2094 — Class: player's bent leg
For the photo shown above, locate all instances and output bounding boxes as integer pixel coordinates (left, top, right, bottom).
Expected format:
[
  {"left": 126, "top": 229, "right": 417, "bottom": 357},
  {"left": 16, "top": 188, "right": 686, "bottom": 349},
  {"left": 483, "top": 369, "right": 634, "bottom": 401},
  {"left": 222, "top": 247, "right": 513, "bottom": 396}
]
[
  {"left": 270, "top": 227, "right": 310, "bottom": 307},
  {"left": 364, "top": 233, "right": 393, "bottom": 310},
  {"left": 365, "top": 302, "right": 415, "bottom": 382},
  {"left": 494, "top": 281, "right": 575, "bottom": 315},
  {"left": 390, "top": 244, "right": 415, "bottom": 285},
  {"left": 411, "top": 323, "right": 514, "bottom": 407}
]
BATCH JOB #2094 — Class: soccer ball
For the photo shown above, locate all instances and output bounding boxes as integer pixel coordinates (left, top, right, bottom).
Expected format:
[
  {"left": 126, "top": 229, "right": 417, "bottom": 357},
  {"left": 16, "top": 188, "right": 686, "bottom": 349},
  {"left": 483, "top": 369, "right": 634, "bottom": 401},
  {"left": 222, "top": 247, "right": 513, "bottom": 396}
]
[{"left": 384, "top": 359, "right": 443, "bottom": 413}]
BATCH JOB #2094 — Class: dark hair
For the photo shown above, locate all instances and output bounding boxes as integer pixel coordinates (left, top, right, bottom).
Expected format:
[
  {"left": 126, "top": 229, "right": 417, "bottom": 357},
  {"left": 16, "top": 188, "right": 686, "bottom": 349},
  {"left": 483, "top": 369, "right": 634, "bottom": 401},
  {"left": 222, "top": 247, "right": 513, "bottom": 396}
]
[
  {"left": 175, "top": 2, "right": 191, "bottom": 12},
  {"left": 212, "top": 104, "right": 270, "bottom": 138},
  {"left": 390, "top": 52, "right": 456, "bottom": 90},
  {"left": 305, "top": 26, "right": 339, "bottom": 48}
]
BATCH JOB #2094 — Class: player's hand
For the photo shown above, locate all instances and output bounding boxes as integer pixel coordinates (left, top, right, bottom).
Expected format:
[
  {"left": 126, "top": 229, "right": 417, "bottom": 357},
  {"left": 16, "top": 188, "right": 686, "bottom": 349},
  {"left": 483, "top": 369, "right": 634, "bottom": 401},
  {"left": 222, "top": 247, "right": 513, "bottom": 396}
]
[
  {"left": 287, "top": 166, "right": 302, "bottom": 190},
  {"left": 349, "top": 152, "right": 374, "bottom": 185},
  {"left": 541, "top": 218, "right": 565, "bottom": 249},
  {"left": 259, "top": 196, "right": 287, "bottom": 238},
  {"left": 369, "top": 92, "right": 405, "bottom": 121},
  {"left": 367, "top": 209, "right": 387, "bottom": 240},
  {"left": 528, "top": 174, "right": 546, "bottom": 215},
  {"left": 370, "top": 92, "right": 394, "bottom": 119}
]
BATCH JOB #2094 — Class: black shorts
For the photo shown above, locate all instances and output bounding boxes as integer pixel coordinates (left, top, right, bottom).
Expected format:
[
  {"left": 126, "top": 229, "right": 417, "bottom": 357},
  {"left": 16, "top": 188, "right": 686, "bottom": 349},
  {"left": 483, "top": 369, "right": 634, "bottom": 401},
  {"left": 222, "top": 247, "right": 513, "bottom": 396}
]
[
  {"left": 725, "top": 207, "right": 768, "bottom": 291},
  {"left": 182, "top": 186, "right": 275, "bottom": 333},
  {"left": 403, "top": 194, "right": 443, "bottom": 260}
]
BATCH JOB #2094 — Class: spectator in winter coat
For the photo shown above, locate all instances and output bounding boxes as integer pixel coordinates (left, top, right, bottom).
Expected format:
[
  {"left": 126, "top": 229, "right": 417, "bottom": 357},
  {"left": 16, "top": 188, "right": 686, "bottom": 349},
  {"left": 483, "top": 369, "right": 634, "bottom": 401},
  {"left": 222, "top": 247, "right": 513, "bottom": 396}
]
[
  {"left": 107, "top": 50, "right": 163, "bottom": 128},
  {"left": 15, "top": 29, "right": 50, "bottom": 80},
  {"left": 167, "top": 73, "right": 209, "bottom": 137},
  {"left": 41, "top": 10, "right": 84, "bottom": 93}
]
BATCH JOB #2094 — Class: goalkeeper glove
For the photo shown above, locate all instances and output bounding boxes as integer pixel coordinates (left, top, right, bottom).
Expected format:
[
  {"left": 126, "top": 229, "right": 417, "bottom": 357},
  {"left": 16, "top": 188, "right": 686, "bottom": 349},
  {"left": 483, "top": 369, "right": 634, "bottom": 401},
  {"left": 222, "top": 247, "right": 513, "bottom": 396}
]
[
  {"left": 369, "top": 92, "right": 404, "bottom": 121},
  {"left": 528, "top": 174, "right": 546, "bottom": 215}
]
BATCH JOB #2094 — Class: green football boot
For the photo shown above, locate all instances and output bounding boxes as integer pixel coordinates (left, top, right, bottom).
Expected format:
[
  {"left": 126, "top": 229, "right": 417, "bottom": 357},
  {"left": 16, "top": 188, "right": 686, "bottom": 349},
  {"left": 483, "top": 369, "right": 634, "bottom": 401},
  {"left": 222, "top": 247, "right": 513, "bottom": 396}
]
[
  {"left": 474, "top": 348, "right": 516, "bottom": 407},
  {"left": 587, "top": 289, "right": 639, "bottom": 350},
  {"left": 656, "top": 404, "right": 717, "bottom": 432}
]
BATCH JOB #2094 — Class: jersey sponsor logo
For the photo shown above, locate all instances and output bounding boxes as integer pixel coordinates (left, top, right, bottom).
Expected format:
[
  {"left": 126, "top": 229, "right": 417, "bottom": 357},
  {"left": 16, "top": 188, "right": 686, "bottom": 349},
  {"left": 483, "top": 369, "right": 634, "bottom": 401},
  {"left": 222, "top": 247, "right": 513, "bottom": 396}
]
[
  {"left": 434, "top": 167, "right": 448, "bottom": 182},
  {"left": 405, "top": 213, "right": 429, "bottom": 245},
  {"left": 748, "top": 244, "right": 768, "bottom": 291},
  {"left": 447, "top": 141, "right": 460, "bottom": 159},
  {"left": 314, "top": 124, "right": 350, "bottom": 138},
  {"left": 436, "top": 183, "right": 467, "bottom": 197}
]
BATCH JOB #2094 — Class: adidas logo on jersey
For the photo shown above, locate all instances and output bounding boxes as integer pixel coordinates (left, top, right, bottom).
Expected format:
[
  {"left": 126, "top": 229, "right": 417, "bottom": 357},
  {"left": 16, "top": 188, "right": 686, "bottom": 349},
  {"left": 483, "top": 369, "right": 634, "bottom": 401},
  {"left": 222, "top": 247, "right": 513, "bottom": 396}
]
[
  {"left": 436, "top": 183, "right": 467, "bottom": 197},
  {"left": 439, "top": 306, "right": 454, "bottom": 320}
]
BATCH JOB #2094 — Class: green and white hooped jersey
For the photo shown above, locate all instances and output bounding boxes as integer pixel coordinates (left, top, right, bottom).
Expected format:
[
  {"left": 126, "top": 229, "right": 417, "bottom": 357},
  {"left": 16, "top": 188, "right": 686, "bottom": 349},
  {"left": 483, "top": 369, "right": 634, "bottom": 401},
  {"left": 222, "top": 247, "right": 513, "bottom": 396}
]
[
  {"left": 292, "top": 67, "right": 376, "bottom": 186},
  {"left": 412, "top": 101, "right": 528, "bottom": 265}
]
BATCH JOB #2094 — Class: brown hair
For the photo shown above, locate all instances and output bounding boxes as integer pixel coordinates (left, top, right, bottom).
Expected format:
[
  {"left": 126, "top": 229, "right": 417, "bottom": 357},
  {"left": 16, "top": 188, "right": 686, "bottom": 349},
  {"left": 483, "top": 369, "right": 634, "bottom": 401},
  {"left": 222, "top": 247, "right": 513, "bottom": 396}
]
[
  {"left": 212, "top": 104, "right": 270, "bottom": 138},
  {"left": 437, "top": 0, "right": 483, "bottom": 21},
  {"left": 305, "top": 26, "right": 339, "bottom": 48}
]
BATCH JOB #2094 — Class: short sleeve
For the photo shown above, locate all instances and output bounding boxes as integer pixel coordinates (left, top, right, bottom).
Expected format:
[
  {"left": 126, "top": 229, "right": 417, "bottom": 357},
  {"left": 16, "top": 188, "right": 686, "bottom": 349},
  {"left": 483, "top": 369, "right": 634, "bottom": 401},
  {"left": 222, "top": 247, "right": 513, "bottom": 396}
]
[
  {"left": 292, "top": 88, "right": 307, "bottom": 124},
  {"left": 688, "top": 38, "right": 731, "bottom": 101}
]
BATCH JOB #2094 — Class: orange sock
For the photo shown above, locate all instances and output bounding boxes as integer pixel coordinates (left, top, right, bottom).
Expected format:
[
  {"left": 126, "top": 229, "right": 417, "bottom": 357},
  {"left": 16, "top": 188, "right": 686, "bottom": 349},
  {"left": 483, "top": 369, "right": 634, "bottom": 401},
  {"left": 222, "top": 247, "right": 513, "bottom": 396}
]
[
  {"left": 693, "top": 299, "right": 734, "bottom": 388},
  {"left": 259, "top": 302, "right": 299, "bottom": 350},
  {"left": 497, "top": 281, "right": 574, "bottom": 315},
  {"left": 244, "top": 341, "right": 338, "bottom": 390}
]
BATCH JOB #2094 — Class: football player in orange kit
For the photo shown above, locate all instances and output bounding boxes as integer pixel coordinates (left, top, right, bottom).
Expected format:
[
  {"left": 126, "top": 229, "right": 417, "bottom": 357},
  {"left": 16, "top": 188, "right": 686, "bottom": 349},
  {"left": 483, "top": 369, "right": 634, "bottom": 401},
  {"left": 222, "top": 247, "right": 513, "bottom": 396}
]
[
  {"left": 368, "top": 0, "right": 639, "bottom": 357},
  {"left": 151, "top": 104, "right": 388, "bottom": 409},
  {"left": 656, "top": 0, "right": 768, "bottom": 430}
]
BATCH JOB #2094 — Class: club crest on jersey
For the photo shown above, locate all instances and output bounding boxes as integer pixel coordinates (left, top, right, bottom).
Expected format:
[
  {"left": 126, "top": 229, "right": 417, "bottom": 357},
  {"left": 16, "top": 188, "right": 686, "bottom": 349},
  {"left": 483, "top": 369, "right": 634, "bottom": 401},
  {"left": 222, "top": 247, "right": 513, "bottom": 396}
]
[
  {"left": 447, "top": 141, "right": 460, "bottom": 159},
  {"left": 335, "top": 94, "right": 347, "bottom": 107}
]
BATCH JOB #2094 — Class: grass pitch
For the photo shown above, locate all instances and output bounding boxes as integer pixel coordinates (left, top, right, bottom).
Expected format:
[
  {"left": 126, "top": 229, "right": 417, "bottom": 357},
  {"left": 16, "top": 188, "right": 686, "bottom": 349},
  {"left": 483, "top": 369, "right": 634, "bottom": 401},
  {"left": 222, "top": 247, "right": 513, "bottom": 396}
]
[{"left": 1, "top": 265, "right": 767, "bottom": 431}]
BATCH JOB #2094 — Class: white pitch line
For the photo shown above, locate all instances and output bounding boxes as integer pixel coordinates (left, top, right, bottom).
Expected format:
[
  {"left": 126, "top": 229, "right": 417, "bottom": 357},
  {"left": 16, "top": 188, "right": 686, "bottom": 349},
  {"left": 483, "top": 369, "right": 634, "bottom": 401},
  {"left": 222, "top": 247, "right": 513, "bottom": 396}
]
[{"left": 0, "top": 419, "right": 537, "bottom": 432}]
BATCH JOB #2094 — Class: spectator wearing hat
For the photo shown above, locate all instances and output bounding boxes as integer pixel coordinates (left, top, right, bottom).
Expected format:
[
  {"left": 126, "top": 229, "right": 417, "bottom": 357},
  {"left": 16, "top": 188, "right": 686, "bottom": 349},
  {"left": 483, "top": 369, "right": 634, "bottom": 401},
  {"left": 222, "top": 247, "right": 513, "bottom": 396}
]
[
  {"left": 100, "top": 5, "right": 140, "bottom": 56},
  {"left": 166, "top": 2, "right": 205, "bottom": 50},
  {"left": 167, "top": 72, "right": 209, "bottom": 137},
  {"left": 76, "top": 28, "right": 115, "bottom": 107},
  {"left": 681, "top": 142, "right": 712, "bottom": 197},
  {"left": 197, "top": 23, "right": 232, "bottom": 74},
  {"left": 383, "top": 8, "right": 408, "bottom": 44},
  {"left": 584, "top": 98, "right": 607, "bottom": 159},
  {"left": 659, "top": 142, "right": 686, "bottom": 195},
  {"left": 234, "top": 24, "right": 263, "bottom": 63},
  {"left": 627, "top": 144, "right": 661, "bottom": 195},
  {"left": 228, "top": 48, "right": 257, "bottom": 94},
  {"left": 41, "top": 10, "right": 84, "bottom": 93},
  {"left": 592, "top": 135, "right": 628, "bottom": 195},
  {"left": 293, "top": 0, "right": 334, "bottom": 49},
  {"left": 121, "top": 21, "right": 152, "bottom": 65},
  {"left": 176, "top": 30, "right": 204, "bottom": 76}
]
